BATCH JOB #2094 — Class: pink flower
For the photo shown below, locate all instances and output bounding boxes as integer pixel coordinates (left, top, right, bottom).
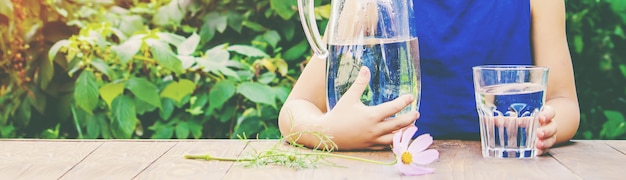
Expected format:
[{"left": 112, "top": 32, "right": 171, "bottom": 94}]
[{"left": 392, "top": 126, "right": 439, "bottom": 176}]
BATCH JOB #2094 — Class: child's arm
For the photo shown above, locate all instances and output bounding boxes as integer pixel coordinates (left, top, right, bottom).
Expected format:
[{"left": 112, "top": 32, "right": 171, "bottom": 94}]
[
  {"left": 531, "top": 0, "right": 580, "bottom": 152},
  {"left": 278, "top": 57, "right": 417, "bottom": 150}
]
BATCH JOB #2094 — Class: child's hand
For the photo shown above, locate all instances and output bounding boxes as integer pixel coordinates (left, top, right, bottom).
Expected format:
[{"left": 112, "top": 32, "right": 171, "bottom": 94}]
[
  {"left": 320, "top": 66, "right": 419, "bottom": 150},
  {"left": 536, "top": 105, "right": 557, "bottom": 155}
]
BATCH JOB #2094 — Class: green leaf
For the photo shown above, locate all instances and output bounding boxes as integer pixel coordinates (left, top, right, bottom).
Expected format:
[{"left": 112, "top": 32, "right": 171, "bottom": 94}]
[
  {"left": 227, "top": 45, "right": 269, "bottom": 57},
  {"left": 152, "top": 0, "right": 186, "bottom": 26},
  {"left": 274, "top": 86, "right": 290, "bottom": 103},
  {"left": 91, "top": 57, "right": 111, "bottom": 77},
  {"left": 148, "top": 39, "right": 183, "bottom": 74},
  {"left": 189, "top": 121, "right": 203, "bottom": 139},
  {"left": 14, "top": 101, "right": 31, "bottom": 127},
  {"left": 117, "top": 15, "right": 144, "bottom": 37},
  {"left": 270, "top": 0, "right": 297, "bottom": 20},
  {"left": 111, "top": 95, "right": 136, "bottom": 138},
  {"left": 150, "top": 122, "right": 174, "bottom": 139},
  {"left": 178, "top": 32, "right": 201, "bottom": 56},
  {"left": 258, "top": 72, "right": 276, "bottom": 84},
  {"left": 0, "top": 0, "right": 13, "bottom": 22},
  {"left": 208, "top": 80, "right": 236, "bottom": 112},
  {"left": 281, "top": 21, "right": 296, "bottom": 41},
  {"left": 259, "top": 126, "right": 281, "bottom": 139},
  {"left": 39, "top": 58, "right": 54, "bottom": 90},
  {"left": 157, "top": 32, "right": 186, "bottom": 47},
  {"left": 126, "top": 77, "right": 161, "bottom": 108},
  {"left": 237, "top": 82, "right": 276, "bottom": 107},
  {"left": 74, "top": 70, "right": 100, "bottom": 113},
  {"left": 99, "top": 81, "right": 125, "bottom": 109},
  {"left": 226, "top": 10, "right": 244, "bottom": 33},
  {"left": 112, "top": 36, "right": 143, "bottom": 65},
  {"left": 48, "top": 40, "right": 70, "bottom": 62},
  {"left": 159, "top": 98, "right": 176, "bottom": 121},
  {"left": 263, "top": 30, "right": 281, "bottom": 48},
  {"left": 134, "top": 98, "right": 157, "bottom": 115},
  {"left": 283, "top": 40, "right": 310, "bottom": 61},
  {"left": 200, "top": 12, "right": 226, "bottom": 43},
  {"left": 175, "top": 121, "right": 190, "bottom": 139},
  {"left": 160, "top": 79, "right": 196, "bottom": 104},
  {"left": 242, "top": 20, "right": 266, "bottom": 32},
  {"left": 620, "top": 65, "right": 626, "bottom": 79},
  {"left": 574, "top": 35, "right": 583, "bottom": 54},
  {"left": 601, "top": 110, "right": 626, "bottom": 139},
  {"left": 232, "top": 115, "right": 262, "bottom": 139}
]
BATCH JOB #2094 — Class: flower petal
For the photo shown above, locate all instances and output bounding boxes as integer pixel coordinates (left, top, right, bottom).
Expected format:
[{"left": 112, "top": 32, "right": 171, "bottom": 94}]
[
  {"left": 401, "top": 126, "right": 418, "bottom": 149},
  {"left": 393, "top": 130, "right": 403, "bottom": 155},
  {"left": 408, "top": 133, "right": 433, "bottom": 153},
  {"left": 396, "top": 163, "right": 435, "bottom": 176},
  {"left": 412, "top": 149, "right": 439, "bottom": 165}
]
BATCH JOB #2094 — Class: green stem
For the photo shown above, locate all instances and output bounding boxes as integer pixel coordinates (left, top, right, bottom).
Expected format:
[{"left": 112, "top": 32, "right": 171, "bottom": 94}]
[{"left": 184, "top": 154, "right": 254, "bottom": 162}]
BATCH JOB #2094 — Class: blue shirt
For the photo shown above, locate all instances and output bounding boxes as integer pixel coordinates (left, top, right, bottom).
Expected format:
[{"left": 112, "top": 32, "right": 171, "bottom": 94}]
[{"left": 412, "top": 0, "right": 532, "bottom": 139}]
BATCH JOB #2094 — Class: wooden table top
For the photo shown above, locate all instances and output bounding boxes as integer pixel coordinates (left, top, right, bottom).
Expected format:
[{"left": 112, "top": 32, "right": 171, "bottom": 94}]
[{"left": 0, "top": 139, "right": 624, "bottom": 179}]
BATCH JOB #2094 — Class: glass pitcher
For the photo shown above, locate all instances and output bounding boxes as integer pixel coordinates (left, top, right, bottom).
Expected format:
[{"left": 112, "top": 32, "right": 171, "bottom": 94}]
[{"left": 298, "top": 0, "right": 421, "bottom": 115}]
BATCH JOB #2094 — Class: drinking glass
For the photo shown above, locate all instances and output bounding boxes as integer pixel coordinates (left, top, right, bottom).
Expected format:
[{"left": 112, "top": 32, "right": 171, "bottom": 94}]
[{"left": 473, "top": 65, "right": 549, "bottom": 158}]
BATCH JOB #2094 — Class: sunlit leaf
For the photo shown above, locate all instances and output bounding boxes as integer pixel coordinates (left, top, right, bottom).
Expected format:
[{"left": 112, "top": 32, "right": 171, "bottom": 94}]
[
  {"left": 227, "top": 45, "right": 269, "bottom": 57},
  {"left": 263, "top": 30, "right": 281, "bottom": 48},
  {"left": 237, "top": 82, "right": 276, "bottom": 107},
  {"left": 112, "top": 36, "right": 143, "bottom": 65},
  {"left": 48, "top": 40, "right": 70, "bottom": 62},
  {"left": 178, "top": 32, "right": 201, "bottom": 56},
  {"left": 0, "top": 0, "right": 13, "bottom": 22},
  {"left": 74, "top": 70, "right": 100, "bottom": 113},
  {"left": 126, "top": 77, "right": 162, "bottom": 108},
  {"left": 160, "top": 79, "right": 196, "bottom": 104},
  {"left": 99, "top": 81, "right": 125, "bottom": 109},
  {"left": 157, "top": 32, "right": 186, "bottom": 47},
  {"left": 258, "top": 72, "right": 276, "bottom": 84},
  {"left": 148, "top": 39, "right": 183, "bottom": 74},
  {"left": 91, "top": 57, "right": 111, "bottom": 77},
  {"left": 111, "top": 95, "right": 136, "bottom": 138}
]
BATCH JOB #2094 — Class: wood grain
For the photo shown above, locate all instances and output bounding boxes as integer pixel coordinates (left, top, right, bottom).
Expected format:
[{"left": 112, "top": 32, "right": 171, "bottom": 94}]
[
  {"left": 59, "top": 140, "right": 176, "bottom": 180},
  {"left": 134, "top": 140, "right": 248, "bottom": 180},
  {"left": 604, "top": 140, "right": 626, "bottom": 155},
  {"left": 221, "top": 141, "right": 320, "bottom": 179},
  {"left": 550, "top": 140, "right": 626, "bottom": 179},
  {"left": 0, "top": 141, "right": 102, "bottom": 179},
  {"left": 422, "top": 140, "right": 580, "bottom": 179},
  {"left": 1, "top": 139, "right": 625, "bottom": 179}
]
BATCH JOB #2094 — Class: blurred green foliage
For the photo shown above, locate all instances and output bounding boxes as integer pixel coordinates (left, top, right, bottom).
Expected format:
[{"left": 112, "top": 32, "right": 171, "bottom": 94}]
[
  {"left": 0, "top": 0, "right": 330, "bottom": 139},
  {"left": 567, "top": 0, "right": 626, "bottom": 139},
  {"left": 0, "top": 0, "right": 624, "bottom": 140}
]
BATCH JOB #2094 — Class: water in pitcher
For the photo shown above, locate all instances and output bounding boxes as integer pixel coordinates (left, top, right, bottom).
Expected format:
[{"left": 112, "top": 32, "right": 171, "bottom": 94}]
[
  {"left": 476, "top": 83, "right": 545, "bottom": 158},
  {"left": 326, "top": 38, "right": 420, "bottom": 116}
]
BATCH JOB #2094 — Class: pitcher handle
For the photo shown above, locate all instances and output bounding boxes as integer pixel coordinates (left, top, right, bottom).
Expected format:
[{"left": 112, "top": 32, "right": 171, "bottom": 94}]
[{"left": 298, "top": 0, "right": 328, "bottom": 58}]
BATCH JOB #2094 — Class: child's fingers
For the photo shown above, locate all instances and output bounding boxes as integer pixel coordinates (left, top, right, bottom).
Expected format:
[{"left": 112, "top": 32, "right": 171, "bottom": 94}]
[
  {"left": 339, "top": 66, "right": 371, "bottom": 103},
  {"left": 378, "top": 111, "right": 419, "bottom": 135},
  {"left": 373, "top": 94, "right": 415, "bottom": 119},
  {"left": 540, "top": 105, "right": 555, "bottom": 124}
]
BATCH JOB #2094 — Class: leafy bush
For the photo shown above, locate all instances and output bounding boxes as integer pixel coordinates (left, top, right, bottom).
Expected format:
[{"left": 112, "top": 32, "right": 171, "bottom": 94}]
[
  {"left": 567, "top": 0, "right": 626, "bottom": 139},
  {"left": 1, "top": 0, "right": 330, "bottom": 139}
]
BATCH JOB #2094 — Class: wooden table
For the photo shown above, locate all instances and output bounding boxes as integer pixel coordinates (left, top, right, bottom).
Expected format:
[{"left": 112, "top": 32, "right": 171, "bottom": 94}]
[{"left": 0, "top": 139, "right": 624, "bottom": 179}]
